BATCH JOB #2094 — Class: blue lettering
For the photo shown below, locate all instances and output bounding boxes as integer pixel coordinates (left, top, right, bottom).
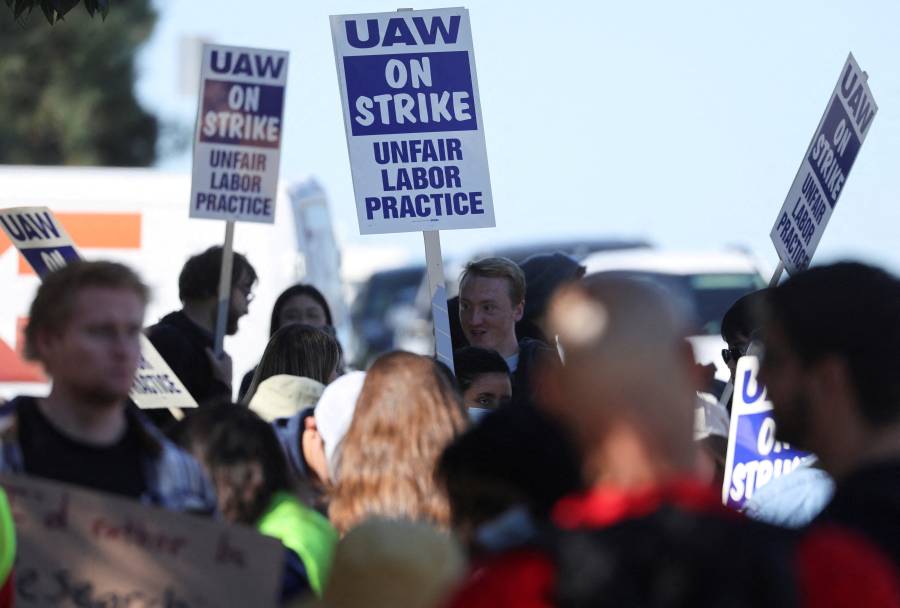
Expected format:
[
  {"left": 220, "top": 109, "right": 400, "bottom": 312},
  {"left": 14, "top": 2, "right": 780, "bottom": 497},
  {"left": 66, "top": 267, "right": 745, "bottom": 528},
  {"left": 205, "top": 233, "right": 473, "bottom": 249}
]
[
  {"left": 742, "top": 369, "right": 764, "bottom": 404},
  {"left": 210, "top": 50, "right": 232, "bottom": 74},
  {"left": 383, "top": 18, "right": 417, "bottom": 46},
  {"left": 412, "top": 15, "right": 461, "bottom": 44},
  {"left": 839, "top": 64, "right": 857, "bottom": 99},
  {"left": 346, "top": 19, "right": 379, "bottom": 49},
  {"left": 365, "top": 197, "right": 381, "bottom": 220},
  {"left": 31, "top": 212, "right": 61, "bottom": 239},
  {"left": 0, "top": 216, "right": 24, "bottom": 240},
  {"left": 254, "top": 54, "right": 285, "bottom": 79},
  {"left": 233, "top": 53, "right": 253, "bottom": 76}
]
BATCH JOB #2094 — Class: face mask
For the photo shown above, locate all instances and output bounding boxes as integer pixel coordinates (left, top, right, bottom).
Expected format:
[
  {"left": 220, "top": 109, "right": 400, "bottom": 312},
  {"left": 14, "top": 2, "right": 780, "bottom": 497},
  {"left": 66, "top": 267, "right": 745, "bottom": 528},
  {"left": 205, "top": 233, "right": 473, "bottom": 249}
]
[{"left": 467, "top": 407, "right": 492, "bottom": 423}]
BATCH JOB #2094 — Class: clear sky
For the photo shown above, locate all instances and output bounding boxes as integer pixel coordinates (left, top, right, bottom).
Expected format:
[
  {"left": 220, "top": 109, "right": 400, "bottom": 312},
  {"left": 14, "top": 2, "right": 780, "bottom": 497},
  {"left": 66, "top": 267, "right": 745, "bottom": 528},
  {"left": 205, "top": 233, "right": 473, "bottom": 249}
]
[{"left": 136, "top": 0, "right": 900, "bottom": 274}]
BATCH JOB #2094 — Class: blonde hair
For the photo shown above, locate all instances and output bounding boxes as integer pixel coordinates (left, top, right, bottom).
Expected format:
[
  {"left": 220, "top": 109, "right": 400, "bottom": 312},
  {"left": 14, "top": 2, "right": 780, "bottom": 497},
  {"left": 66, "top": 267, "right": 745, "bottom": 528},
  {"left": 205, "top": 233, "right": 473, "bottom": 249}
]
[
  {"left": 329, "top": 352, "right": 468, "bottom": 534},
  {"left": 459, "top": 257, "right": 526, "bottom": 305}
]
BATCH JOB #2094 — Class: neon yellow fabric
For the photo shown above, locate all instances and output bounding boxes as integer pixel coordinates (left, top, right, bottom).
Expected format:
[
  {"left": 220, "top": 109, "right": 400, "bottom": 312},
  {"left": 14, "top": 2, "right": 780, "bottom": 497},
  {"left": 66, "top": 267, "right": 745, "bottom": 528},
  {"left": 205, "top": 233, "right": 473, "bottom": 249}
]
[
  {"left": 0, "top": 488, "right": 16, "bottom": 584},
  {"left": 257, "top": 491, "right": 337, "bottom": 596}
]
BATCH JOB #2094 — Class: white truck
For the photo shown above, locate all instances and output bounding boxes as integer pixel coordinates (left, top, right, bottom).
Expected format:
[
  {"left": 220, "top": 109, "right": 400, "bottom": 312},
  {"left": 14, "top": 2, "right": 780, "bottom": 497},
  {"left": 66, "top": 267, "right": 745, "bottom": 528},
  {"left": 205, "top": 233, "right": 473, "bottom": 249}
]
[{"left": 0, "top": 166, "right": 344, "bottom": 401}]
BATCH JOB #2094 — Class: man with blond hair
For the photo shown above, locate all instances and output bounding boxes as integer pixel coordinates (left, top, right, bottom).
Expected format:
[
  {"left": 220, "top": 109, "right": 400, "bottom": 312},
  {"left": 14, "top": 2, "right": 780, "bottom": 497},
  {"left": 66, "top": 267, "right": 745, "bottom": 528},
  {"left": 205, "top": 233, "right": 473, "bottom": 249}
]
[
  {"left": 458, "top": 257, "right": 555, "bottom": 404},
  {"left": 0, "top": 261, "right": 215, "bottom": 513}
]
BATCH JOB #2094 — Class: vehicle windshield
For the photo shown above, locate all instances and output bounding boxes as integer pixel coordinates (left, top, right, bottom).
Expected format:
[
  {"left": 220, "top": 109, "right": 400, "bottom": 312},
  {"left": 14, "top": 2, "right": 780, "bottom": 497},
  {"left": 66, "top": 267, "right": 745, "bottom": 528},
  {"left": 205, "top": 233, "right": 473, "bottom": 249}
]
[{"left": 590, "top": 271, "right": 766, "bottom": 336}]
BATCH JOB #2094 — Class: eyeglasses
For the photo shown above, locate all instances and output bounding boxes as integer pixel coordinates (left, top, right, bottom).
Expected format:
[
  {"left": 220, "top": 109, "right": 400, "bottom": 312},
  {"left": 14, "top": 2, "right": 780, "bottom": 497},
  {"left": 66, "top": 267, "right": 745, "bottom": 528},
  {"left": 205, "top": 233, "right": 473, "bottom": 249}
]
[
  {"left": 721, "top": 346, "right": 745, "bottom": 364},
  {"left": 234, "top": 284, "right": 255, "bottom": 304}
]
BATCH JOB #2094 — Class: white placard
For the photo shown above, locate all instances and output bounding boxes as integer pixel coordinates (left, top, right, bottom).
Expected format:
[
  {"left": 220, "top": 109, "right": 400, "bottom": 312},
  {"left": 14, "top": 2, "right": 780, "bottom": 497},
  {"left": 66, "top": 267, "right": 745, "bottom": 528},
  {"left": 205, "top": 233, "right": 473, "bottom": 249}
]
[
  {"left": 190, "top": 44, "right": 290, "bottom": 224},
  {"left": 331, "top": 8, "right": 495, "bottom": 235},
  {"left": 770, "top": 53, "right": 877, "bottom": 275}
]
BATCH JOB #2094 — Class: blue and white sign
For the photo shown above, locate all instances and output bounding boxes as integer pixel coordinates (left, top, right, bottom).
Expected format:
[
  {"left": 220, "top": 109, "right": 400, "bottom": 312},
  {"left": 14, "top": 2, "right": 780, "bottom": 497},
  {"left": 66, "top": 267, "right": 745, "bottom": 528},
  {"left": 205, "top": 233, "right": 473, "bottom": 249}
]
[
  {"left": 331, "top": 8, "right": 495, "bottom": 235},
  {"left": 722, "top": 356, "right": 811, "bottom": 510},
  {"left": 190, "top": 44, "right": 289, "bottom": 224},
  {"left": 770, "top": 53, "right": 877, "bottom": 275},
  {"left": 0, "top": 207, "right": 197, "bottom": 411}
]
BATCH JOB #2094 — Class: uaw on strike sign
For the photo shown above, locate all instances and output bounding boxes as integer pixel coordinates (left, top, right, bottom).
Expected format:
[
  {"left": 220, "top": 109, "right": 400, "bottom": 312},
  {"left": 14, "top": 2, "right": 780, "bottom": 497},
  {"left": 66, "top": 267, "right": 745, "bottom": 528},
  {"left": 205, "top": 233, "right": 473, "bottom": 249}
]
[
  {"left": 190, "top": 44, "right": 289, "bottom": 224},
  {"left": 722, "top": 356, "right": 810, "bottom": 510},
  {"left": 331, "top": 8, "right": 495, "bottom": 234},
  {"left": 770, "top": 54, "right": 877, "bottom": 275},
  {"left": 0, "top": 207, "right": 198, "bottom": 410}
]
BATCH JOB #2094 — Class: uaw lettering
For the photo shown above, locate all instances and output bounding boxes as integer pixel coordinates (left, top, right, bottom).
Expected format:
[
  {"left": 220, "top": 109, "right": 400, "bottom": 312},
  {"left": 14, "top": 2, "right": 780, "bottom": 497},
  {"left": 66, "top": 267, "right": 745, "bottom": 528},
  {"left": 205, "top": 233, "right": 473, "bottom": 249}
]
[
  {"left": 190, "top": 44, "right": 289, "bottom": 224},
  {"left": 331, "top": 8, "right": 495, "bottom": 235},
  {"left": 722, "top": 357, "right": 811, "bottom": 510},
  {"left": 770, "top": 53, "right": 877, "bottom": 275}
]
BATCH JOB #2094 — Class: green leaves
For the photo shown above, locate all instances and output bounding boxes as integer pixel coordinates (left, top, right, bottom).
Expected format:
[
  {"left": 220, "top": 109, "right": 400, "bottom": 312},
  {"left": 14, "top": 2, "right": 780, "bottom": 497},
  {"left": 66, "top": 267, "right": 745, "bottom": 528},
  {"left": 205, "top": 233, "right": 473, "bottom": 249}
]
[{"left": 4, "top": 0, "right": 110, "bottom": 24}]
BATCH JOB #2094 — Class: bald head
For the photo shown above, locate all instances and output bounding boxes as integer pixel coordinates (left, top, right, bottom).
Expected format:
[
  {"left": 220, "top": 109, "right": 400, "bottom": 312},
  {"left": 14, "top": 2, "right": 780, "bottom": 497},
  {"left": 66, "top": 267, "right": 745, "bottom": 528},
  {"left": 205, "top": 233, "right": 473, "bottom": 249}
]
[{"left": 545, "top": 276, "right": 698, "bottom": 480}]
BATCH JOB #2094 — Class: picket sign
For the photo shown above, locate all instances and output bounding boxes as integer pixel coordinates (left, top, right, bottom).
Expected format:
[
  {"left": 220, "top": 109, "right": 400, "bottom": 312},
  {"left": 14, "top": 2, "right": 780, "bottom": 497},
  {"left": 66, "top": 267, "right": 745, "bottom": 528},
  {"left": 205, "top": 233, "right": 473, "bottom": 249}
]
[
  {"left": 1, "top": 474, "right": 282, "bottom": 607},
  {"left": 331, "top": 7, "right": 496, "bottom": 368},
  {"left": 189, "top": 43, "right": 290, "bottom": 356},
  {"left": 0, "top": 207, "right": 197, "bottom": 413},
  {"left": 769, "top": 53, "right": 877, "bottom": 276},
  {"left": 718, "top": 54, "right": 877, "bottom": 412},
  {"left": 721, "top": 356, "right": 811, "bottom": 509}
]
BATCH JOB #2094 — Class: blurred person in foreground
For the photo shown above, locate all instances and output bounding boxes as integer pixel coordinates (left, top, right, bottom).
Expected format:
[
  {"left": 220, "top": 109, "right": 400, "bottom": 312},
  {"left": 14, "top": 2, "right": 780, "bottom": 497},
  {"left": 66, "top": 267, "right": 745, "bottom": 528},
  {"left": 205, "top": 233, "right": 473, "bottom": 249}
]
[
  {"left": 436, "top": 403, "right": 582, "bottom": 556},
  {"left": 446, "top": 275, "right": 899, "bottom": 607},
  {"left": 146, "top": 246, "right": 257, "bottom": 429},
  {"left": 173, "top": 404, "right": 338, "bottom": 602},
  {"left": 329, "top": 352, "right": 468, "bottom": 535},
  {"left": 0, "top": 261, "right": 215, "bottom": 513},
  {"left": 458, "top": 257, "right": 557, "bottom": 405},
  {"left": 239, "top": 284, "right": 338, "bottom": 401},
  {"left": 760, "top": 262, "right": 900, "bottom": 565},
  {"left": 516, "top": 252, "right": 586, "bottom": 345}
]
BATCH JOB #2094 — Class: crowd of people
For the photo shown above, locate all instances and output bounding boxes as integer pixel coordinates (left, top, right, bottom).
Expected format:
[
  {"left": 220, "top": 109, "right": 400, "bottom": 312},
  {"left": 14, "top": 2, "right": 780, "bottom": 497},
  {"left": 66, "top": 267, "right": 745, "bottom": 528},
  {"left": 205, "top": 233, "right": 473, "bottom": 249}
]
[{"left": 0, "top": 246, "right": 897, "bottom": 607}]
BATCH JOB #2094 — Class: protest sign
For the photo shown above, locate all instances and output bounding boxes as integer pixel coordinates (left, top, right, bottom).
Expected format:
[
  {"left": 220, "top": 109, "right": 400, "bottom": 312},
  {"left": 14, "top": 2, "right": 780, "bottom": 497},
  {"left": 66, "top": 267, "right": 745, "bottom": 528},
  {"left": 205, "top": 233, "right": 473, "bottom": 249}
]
[
  {"left": 331, "top": 8, "right": 494, "bottom": 235},
  {"left": 1, "top": 474, "right": 281, "bottom": 608},
  {"left": 0, "top": 206, "right": 198, "bottom": 411},
  {"left": 722, "top": 356, "right": 810, "bottom": 510},
  {"left": 190, "top": 44, "right": 289, "bottom": 224},
  {"left": 770, "top": 53, "right": 877, "bottom": 275}
]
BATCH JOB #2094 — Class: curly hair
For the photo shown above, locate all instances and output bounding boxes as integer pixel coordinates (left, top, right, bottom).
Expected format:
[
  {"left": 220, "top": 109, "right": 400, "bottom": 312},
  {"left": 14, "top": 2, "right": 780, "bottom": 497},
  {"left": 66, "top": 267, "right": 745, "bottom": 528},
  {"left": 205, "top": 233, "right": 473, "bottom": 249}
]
[{"left": 329, "top": 352, "right": 468, "bottom": 534}]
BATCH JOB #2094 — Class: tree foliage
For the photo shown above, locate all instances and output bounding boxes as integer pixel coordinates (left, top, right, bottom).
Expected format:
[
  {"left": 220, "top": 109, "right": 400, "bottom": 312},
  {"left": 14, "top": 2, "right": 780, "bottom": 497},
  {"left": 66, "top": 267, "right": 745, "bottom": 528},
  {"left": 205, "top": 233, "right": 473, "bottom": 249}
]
[
  {"left": 0, "top": 0, "right": 159, "bottom": 165},
  {"left": 4, "top": 0, "right": 108, "bottom": 25}
]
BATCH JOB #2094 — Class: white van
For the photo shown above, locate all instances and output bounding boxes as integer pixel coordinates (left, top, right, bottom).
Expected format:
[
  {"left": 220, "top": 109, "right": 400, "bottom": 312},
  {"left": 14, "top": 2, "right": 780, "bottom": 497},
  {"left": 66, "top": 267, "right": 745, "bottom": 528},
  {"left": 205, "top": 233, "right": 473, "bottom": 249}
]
[{"left": 0, "top": 166, "right": 343, "bottom": 401}]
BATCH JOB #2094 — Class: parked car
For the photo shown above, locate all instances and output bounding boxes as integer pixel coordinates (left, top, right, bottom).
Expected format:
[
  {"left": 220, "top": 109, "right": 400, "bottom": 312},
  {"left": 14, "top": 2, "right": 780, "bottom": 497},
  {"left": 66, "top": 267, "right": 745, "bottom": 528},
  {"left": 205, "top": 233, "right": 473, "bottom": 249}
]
[{"left": 348, "top": 264, "right": 425, "bottom": 368}]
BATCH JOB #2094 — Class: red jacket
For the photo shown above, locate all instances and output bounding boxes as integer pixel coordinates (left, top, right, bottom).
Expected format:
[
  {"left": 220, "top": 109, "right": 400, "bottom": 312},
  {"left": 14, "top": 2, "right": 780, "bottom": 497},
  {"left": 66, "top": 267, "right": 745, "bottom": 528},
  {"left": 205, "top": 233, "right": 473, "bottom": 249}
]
[{"left": 446, "top": 479, "right": 899, "bottom": 608}]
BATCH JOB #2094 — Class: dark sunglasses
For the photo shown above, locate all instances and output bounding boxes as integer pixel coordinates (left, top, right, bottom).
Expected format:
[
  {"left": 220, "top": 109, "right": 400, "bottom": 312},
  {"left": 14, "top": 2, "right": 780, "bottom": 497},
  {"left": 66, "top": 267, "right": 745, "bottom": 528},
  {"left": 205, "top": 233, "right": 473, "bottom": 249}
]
[{"left": 721, "top": 346, "right": 745, "bottom": 364}]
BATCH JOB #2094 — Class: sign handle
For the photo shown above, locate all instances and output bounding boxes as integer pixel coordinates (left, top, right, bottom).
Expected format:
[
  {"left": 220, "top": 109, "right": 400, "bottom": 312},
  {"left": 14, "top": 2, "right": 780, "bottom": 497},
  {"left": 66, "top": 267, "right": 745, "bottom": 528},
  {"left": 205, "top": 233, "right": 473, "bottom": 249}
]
[
  {"left": 214, "top": 220, "right": 235, "bottom": 357},
  {"left": 768, "top": 261, "right": 784, "bottom": 288},
  {"left": 424, "top": 230, "right": 454, "bottom": 373}
]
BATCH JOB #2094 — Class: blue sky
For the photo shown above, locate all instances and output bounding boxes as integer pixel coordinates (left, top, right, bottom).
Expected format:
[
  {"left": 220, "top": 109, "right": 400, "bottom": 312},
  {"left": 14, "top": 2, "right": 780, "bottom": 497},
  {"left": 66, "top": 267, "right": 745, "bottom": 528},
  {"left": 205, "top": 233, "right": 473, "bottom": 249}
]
[{"left": 136, "top": 0, "right": 900, "bottom": 273}]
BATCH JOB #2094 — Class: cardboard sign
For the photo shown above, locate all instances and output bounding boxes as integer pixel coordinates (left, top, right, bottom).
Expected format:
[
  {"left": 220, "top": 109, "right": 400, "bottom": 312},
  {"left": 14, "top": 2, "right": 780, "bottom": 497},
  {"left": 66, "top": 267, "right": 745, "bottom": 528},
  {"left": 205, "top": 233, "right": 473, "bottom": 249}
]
[
  {"left": 0, "top": 207, "right": 198, "bottom": 410},
  {"left": 722, "top": 356, "right": 811, "bottom": 510},
  {"left": 331, "top": 8, "right": 495, "bottom": 234},
  {"left": 190, "top": 44, "right": 290, "bottom": 224},
  {"left": 770, "top": 53, "right": 877, "bottom": 275},
  {"left": 0, "top": 474, "right": 281, "bottom": 608}
]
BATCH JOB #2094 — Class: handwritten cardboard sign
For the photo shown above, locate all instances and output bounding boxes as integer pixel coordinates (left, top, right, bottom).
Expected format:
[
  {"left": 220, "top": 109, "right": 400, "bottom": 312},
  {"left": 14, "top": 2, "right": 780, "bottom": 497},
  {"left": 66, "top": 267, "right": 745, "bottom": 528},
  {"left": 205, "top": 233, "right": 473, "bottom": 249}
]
[{"left": 1, "top": 474, "right": 282, "bottom": 607}]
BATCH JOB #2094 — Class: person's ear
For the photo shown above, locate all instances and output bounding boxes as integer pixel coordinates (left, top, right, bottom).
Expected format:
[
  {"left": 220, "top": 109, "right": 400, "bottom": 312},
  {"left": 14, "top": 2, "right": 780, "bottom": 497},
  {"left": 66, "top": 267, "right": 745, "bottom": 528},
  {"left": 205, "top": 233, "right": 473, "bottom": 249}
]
[{"left": 513, "top": 299, "right": 524, "bottom": 323}]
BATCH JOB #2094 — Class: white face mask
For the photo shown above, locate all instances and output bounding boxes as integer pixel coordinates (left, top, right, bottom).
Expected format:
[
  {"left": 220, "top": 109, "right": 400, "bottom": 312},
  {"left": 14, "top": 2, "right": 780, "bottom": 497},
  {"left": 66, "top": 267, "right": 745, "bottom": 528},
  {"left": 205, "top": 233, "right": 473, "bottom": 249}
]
[{"left": 467, "top": 407, "right": 492, "bottom": 423}]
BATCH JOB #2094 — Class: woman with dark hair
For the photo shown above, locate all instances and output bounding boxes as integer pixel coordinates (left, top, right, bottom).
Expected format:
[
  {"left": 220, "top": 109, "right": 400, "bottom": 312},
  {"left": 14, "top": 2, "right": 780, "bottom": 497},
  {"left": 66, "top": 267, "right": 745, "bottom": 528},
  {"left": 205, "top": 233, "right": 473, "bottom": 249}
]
[
  {"left": 238, "top": 283, "right": 335, "bottom": 400},
  {"left": 172, "top": 404, "right": 338, "bottom": 602},
  {"left": 329, "top": 352, "right": 469, "bottom": 535},
  {"left": 242, "top": 324, "right": 341, "bottom": 418}
]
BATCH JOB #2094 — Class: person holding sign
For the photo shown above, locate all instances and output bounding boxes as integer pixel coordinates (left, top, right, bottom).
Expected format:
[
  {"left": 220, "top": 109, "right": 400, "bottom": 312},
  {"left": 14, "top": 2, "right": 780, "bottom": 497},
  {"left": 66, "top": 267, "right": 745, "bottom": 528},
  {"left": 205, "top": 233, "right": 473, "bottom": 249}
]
[
  {"left": 760, "top": 262, "right": 900, "bottom": 567},
  {"left": 0, "top": 262, "right": 216, "bottom": 513},
  {"left": 146, "top": 246, "right": 257, "bottom": 419},
  {"left": 458, "top": 258, "right": 557, "bottom": 406}
]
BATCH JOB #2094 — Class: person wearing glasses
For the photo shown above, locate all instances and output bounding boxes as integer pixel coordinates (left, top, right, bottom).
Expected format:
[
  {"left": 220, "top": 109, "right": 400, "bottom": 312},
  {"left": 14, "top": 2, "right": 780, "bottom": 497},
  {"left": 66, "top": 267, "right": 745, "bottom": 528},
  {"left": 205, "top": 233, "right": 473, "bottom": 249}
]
[
  {"left": 146, "top": 246, "right": 257, "bottom": 424},
  {"left": 719, "top": 289, "right": 769, "bottom": 410}
]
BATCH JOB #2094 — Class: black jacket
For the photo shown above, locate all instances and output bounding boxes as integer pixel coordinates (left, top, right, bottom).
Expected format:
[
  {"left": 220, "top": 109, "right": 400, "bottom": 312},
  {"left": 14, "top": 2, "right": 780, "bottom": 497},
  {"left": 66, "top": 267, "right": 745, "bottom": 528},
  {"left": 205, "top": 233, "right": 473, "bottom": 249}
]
[
  {"left": 145, "top": 311, "right": 232, "bottom": 408},
  {"left": 511, "top": 337, "right": 558, "bottom": 407}
]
